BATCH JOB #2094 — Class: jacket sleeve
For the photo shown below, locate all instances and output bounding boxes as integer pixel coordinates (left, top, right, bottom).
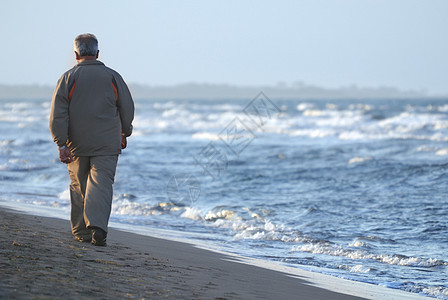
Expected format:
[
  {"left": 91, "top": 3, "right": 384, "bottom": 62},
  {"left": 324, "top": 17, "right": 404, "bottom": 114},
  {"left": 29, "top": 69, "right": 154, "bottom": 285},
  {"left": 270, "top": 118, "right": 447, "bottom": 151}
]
[
  {"left": 49, "top": 75, "right": 70, "bottom": 147},
  {"left": 114, "top": 74, "right": 135, "bottom": 137}
]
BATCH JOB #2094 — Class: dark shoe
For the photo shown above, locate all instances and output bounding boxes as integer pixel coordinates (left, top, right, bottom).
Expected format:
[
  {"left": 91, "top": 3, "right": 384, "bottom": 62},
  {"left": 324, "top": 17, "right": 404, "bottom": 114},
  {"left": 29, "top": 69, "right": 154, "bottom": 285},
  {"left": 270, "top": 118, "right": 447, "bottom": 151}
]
[
  {"left": 74, "top": 235, "right": 92, "bottom": 243},
  {"left": 92, "top": 227, "right": 107, "bottom": 246}
]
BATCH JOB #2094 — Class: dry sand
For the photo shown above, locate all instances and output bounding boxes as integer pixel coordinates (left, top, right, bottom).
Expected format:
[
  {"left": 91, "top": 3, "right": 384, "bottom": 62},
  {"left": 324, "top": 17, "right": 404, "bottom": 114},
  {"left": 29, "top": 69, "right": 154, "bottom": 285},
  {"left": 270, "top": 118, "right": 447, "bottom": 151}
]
[{"left": 0, "top": 206, "right": 429, "bottom": 299}]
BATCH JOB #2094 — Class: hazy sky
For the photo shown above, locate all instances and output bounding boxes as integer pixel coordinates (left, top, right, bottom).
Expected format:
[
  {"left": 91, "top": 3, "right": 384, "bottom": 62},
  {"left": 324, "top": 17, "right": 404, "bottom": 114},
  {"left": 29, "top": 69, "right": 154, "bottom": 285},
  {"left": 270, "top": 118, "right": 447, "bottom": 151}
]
[{"left": 0, "top": 0, "right": 447, "bottom": 95}]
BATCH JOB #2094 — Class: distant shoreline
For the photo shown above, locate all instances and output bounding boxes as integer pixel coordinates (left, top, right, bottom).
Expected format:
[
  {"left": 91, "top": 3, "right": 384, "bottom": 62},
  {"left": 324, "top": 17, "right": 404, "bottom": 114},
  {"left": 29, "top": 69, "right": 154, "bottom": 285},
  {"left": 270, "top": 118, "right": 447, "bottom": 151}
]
[{"left": 1, "top": 83, "right": 445, "bottom": 100}]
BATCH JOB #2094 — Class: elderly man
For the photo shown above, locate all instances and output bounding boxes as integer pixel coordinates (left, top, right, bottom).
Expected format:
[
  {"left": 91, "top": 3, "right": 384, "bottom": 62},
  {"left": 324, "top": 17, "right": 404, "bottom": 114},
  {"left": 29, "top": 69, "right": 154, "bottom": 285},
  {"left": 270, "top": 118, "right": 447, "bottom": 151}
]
[{"left": 49, "top": 33, "right": 134, "bottom": 246}]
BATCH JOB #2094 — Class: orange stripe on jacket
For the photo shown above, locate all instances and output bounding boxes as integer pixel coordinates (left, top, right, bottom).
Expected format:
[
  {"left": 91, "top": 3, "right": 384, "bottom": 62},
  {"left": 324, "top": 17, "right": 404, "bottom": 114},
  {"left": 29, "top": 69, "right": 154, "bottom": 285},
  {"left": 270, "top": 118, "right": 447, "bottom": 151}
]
[
  {"left": 68, "top": 80, "right": 76, "bottom": 101},
  {"left": 111, "top": 78, "right": 118, "bottom": 98}
]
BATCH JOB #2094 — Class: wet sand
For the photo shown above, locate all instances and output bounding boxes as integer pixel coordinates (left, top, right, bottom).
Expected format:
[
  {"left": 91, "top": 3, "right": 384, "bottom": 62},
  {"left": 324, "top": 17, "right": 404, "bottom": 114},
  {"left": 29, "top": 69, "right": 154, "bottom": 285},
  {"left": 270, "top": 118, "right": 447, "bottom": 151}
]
[{"left": 0, "top": 207, "right": 428, "bottom": 299}]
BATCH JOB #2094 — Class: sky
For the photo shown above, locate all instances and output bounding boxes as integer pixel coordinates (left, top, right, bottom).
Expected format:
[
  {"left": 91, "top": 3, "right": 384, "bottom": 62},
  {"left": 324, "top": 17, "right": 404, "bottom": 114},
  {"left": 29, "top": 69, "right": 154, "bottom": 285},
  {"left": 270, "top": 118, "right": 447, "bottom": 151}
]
[{"left": 0, "top": 0, "right": 447, "bottom": 95}]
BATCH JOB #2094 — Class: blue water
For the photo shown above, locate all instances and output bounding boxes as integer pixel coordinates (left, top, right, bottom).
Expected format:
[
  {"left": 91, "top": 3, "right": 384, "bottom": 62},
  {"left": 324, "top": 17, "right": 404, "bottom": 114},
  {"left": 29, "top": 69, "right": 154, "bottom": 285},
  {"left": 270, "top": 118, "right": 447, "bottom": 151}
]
[{"left": 0, "top": 96, "right": 447, "bottom": 298}]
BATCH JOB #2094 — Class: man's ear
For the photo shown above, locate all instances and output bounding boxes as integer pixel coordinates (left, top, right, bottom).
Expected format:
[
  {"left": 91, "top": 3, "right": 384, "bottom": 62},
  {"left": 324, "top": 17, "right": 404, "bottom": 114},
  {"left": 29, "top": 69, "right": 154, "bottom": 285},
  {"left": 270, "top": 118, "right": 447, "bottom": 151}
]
[
  {"left": 75, "top": 51, "right": 80, "bottom": 60},
  {"left": 96, "top": 50, "right": 99, "bottom": 59}
]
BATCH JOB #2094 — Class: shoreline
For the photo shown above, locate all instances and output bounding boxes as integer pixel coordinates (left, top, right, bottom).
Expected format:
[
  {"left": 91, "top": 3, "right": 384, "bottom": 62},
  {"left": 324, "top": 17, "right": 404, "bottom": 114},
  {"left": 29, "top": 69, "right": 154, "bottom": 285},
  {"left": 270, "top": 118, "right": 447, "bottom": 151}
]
[{"left": 0, "top": 204, "right": 429, "bottom": 299}]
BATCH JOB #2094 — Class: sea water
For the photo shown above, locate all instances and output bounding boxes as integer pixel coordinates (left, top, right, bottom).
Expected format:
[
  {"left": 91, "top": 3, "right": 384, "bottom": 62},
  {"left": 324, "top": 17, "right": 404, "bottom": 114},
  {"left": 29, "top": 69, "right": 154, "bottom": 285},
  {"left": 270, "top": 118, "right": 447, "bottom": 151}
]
[{"left": 0, "top": 96, "right": 447, "bottom": 298}]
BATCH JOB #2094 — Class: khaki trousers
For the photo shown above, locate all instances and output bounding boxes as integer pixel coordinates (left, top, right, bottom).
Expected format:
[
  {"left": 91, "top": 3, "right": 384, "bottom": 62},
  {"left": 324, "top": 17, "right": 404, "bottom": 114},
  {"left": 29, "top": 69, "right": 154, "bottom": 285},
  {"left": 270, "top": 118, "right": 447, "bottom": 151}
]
[{"left": 67, "top": 155, "right": 118, "bottom": 237}]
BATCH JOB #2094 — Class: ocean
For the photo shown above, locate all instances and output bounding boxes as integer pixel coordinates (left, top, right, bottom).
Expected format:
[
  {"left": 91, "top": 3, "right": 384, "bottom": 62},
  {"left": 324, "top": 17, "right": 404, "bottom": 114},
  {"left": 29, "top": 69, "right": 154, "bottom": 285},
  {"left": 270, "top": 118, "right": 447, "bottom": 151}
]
[{"left": 0, "top": 95, "right": 447, "bottom": 298}]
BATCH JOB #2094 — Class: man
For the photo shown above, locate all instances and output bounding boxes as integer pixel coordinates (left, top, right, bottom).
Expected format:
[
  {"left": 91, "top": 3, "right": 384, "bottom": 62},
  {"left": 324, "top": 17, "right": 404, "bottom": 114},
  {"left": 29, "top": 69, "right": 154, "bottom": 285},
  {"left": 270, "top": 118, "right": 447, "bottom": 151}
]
[{"left": 49, "top": 33, "right": 134, "bottom": 246}]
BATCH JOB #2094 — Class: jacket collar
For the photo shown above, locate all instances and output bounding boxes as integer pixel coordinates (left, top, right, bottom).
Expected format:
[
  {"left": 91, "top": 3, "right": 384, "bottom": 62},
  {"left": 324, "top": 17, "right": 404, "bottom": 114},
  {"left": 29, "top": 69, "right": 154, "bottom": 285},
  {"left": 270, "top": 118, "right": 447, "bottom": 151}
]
[{"left": 76, "top": 60, "right": 105, "bottom": 67}]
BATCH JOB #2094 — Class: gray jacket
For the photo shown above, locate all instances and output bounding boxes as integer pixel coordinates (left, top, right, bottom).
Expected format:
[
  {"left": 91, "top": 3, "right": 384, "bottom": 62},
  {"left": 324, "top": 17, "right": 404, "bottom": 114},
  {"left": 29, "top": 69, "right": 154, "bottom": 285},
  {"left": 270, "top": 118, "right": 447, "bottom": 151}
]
[{"left": 49, "top": 60, "right": 134, "bottom": 156}]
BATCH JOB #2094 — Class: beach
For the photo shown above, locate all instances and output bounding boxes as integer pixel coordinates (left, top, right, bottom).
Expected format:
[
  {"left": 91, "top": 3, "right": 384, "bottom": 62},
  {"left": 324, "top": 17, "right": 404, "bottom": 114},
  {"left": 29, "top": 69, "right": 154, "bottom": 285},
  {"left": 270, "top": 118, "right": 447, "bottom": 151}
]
[
  {"left": 0, "top": 206, "right": 430, "bottom": 299},
  {"left": 1, "top": 1, "right": 447, "bottom": 298},
  {"left": 2, "top": 97, "right": 446, "bottom": 299}
]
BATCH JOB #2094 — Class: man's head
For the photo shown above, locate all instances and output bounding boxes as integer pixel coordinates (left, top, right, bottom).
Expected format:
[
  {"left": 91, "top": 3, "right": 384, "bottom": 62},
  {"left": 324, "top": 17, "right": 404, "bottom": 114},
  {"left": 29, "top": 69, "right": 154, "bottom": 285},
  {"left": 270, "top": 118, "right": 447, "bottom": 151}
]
[{"left": 74, "top": 33, "right": 99, "bottom": 61}]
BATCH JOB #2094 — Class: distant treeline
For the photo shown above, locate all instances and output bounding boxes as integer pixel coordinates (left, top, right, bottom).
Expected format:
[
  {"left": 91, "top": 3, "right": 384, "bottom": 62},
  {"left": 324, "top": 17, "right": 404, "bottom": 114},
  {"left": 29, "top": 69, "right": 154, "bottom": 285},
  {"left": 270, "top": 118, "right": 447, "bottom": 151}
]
[{"left": 0, "top": 82, "right": 436, "bottom": 100}]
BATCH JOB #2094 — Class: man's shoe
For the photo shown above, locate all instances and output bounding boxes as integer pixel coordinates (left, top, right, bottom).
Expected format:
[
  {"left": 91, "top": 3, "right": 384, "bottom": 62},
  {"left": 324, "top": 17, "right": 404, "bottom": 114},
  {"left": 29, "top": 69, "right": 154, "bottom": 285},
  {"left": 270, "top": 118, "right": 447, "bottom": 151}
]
[
  {"left": 92, "top": 227, "right": 107, "bottom": 246},
  {"left": 74, "top": 235, "right": 92, "bottom": 243}
]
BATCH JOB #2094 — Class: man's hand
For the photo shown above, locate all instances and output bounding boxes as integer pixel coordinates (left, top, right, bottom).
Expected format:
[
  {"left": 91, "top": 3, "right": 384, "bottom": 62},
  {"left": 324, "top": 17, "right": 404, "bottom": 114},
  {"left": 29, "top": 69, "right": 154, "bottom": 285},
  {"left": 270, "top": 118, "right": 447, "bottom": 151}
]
[
  {"left": 59, "top": 147, "right": 74, "bottom": 164},
  {"left": 121, "top": 134, "right": 127, "bottom": 149}
]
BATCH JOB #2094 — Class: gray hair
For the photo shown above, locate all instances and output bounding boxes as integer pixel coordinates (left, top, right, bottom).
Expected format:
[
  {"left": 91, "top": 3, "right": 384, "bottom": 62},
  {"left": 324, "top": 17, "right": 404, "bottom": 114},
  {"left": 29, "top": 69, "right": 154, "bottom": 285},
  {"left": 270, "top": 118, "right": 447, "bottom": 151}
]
[{"left": 73, "top": 33, "right": 98, "bottom": 56}]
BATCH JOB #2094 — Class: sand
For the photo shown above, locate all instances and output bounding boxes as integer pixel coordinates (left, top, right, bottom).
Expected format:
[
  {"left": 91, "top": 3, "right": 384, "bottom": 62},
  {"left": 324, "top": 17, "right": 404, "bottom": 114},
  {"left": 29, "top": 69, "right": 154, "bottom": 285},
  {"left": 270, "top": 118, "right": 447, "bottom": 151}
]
[{"left": 0, "top": 206, "right": 429, "bottom": 299}]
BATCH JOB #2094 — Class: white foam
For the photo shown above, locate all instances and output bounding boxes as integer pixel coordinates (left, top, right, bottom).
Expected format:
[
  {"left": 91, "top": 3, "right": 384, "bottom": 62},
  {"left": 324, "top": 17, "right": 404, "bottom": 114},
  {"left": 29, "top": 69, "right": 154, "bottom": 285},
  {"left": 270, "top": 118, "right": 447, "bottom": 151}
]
[
  {"left": 437, "top": 104, "right": 448, "bottom": 112},
  {"left": 417, "top": 145, "right": 438, "bottom": 152},
  {"left": 436, "top": 148, "right": 448, "bottom": 156},
  {"left": 349, "top": 264, "right": 371, "bottom": 273},
  {"left": 161, "top": 108, "right": 184, "bottom": 118},
  {"left": 296, "top": 103, "right": 315, "bottom": 111},
  {"left": 120, "top": 99, "right": 448, "bottom": 144},
  {"left": 180, "top": 207, "right": 203, "bottom": 220},
  {"left": 303, "top": 109, "right": 327, "bottom": 117},
  {"left": 434, "top": 120, "right": 448, "bottom": 130},
  {"left": 192, "top": 132, "right": 220, "bottom": 141},
  {"left": 111, "top": 200, "right": 184, "bottom": 217},
  {"left": 153, "top": 101, "right": 177, "bottom": 109},
  {"left": 112, "top": 200, "right": 155, "bottom": 216},
  {"left": 348, "top": 104, "right": 373, "bottom": 111},
  {"left": 289, "top": 128, "right": 336, "bottom": 138},
  {"left": 292, "top": 243, "right": 447, "bottom": 267},
  {"left": 348, "top": 157, "right": 373, "bottom": 165},
  {"left": 422, "top": 286, "right": 448, "bottom": 298},
  {"left": 348, "top": 239, "right": 367, "bottom": 247},
  {"left": 215, "top": 217, "right": 304, "bottom": 243},
  {"left": 326, "top": 103, "right": 338, "bottom": 110},
  {"left": 338, "top": 131, "right": 368, "bottom": 140},
  {"left": 379, "top": 112, "right": 439, "bottom": 131},
  {"left": 233, "top": 227, "right": 284, "bottom": 241},
  {"left": 204, "top": 209, "right": 236, "bottom": 221},
  {"left": 58, "top": 188, "right": 70, "bottom": 200}
]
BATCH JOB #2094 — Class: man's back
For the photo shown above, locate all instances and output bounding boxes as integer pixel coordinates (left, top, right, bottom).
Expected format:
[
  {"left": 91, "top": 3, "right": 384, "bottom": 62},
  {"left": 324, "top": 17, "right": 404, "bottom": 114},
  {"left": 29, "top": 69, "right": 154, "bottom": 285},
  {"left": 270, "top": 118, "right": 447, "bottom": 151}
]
[{"left": 50, "top": 60, "right": 134, "bottom": 156}]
